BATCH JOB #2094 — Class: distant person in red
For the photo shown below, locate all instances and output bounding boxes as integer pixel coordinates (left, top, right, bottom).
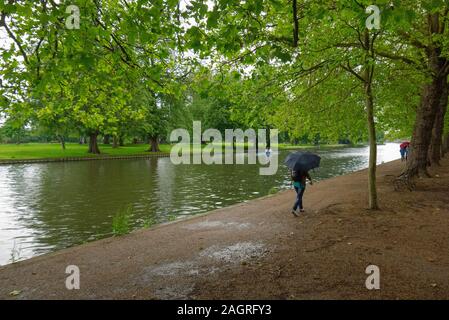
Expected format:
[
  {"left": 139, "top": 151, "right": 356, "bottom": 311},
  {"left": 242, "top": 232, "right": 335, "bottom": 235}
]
[{"left": 400, "top": 142, "right": 410, "bottom": 162}]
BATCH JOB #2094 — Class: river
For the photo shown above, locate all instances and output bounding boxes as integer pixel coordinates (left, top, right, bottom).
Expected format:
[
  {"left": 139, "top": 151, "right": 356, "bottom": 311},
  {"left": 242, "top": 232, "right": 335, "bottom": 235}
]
[{"left": 0, "top": 143, "right": 400, "bottom": 265}]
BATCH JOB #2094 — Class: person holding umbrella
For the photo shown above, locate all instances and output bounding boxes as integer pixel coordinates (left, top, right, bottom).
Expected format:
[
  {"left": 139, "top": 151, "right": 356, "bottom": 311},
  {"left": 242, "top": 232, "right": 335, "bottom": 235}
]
[
  {"left": 291, "top": 170, "right": 313, "bottom": 216},
  {"left": 285, "top": 151, "right": 321, "bottom": 217}
]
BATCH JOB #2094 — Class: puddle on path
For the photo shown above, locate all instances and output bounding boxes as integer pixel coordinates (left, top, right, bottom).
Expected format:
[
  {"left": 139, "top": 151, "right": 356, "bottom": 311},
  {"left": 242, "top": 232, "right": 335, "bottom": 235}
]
[
  {"left": 138, "top": 241, "right": 269, "bottom": 299},
  {"left": 182, "top": 220, "right": 252, "bottom": 231}
]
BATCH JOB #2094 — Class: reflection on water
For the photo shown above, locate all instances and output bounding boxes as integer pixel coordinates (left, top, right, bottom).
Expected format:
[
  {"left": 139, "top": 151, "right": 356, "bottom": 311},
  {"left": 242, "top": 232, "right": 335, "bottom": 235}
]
[{"left": 0, "top": 143, "right": 400, "bottom": 265}]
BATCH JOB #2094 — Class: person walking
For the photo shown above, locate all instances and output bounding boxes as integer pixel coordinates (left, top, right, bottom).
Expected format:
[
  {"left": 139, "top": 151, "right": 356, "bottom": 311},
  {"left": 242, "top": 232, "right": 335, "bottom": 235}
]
[
  {"left": 291, "top": 170, "right": 313, "bottom": 217},
  {"left": 400, "top": 142, "right": 410, "bottom": 162}
]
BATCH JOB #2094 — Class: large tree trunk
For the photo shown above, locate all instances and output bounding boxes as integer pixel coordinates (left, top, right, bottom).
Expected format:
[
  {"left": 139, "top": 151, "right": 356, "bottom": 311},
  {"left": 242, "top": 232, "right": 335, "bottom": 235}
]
[
  {"left": 148, "top": 136, "right": 160, "bottom": 152},
  {"left": 88, "top": 132, "right": 101, "bottom": 154},
  {"left": 401, "top": 12, "right": 448, "bottom": 179},
  {"left": 403, "top": 74, "right": 445, "bottom": 177},
  {"left": 362, "top": 29, "right": 378, "bottom": 210},
  {"left": 365, "top": 77, "right": 378, "bottom": 210},
  {"left": 428, "top": 79, "right": 448, "bottom": 165}
]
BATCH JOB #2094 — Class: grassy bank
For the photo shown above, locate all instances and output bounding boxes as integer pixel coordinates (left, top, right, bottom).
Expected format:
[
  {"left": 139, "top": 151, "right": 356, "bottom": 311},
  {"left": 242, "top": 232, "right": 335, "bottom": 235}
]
[
  {"left": 0, "top": 143, "right": 171, "bottom": 160},
  {"left": 0, "top": 142, "right": 351, "bottom": 161}
]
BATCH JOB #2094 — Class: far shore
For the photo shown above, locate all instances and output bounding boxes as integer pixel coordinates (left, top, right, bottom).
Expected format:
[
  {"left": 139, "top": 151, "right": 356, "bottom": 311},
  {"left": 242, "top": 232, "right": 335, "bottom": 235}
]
[{"left": 0, "top": 142, "right": 356, "bottom": 164}]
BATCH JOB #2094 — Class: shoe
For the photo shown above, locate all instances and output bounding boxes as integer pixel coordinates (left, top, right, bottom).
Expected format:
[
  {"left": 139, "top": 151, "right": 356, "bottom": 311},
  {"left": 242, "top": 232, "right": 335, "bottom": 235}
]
[
  {"left": 300, "top": 209, "right": 305, "bottom": 213},
  {"left": 291, "top": 210, "right": 299, "bottom": 217}
]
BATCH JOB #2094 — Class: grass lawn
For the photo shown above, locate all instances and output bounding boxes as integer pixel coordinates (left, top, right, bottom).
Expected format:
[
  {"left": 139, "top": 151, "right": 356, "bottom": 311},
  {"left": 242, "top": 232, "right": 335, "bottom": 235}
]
[
  {"left": 0, "top": 143, "right": 171, "bottom": 160},
  {"left": 0, "top": 142, "right": 351, "bottom": 161}
]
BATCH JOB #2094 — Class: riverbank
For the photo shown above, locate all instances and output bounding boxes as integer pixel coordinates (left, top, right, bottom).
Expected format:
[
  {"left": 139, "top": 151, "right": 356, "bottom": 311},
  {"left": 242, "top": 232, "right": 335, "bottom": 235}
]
[
  {"left": 0, "top": 142, "right": 350, "bottom": 164},
  {"left": 0, "top": 143, "right": 171, "bottom": 164},
  {"left": 1, "top": 157, "right": 449, "bottom": 299},
  {"left": 0, "top": 152, "right": 171, "bottom": 165}
]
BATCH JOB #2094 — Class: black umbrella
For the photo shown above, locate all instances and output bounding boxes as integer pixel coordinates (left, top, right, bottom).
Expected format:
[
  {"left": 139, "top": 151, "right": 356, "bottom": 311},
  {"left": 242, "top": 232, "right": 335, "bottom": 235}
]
[{"left": 284, "top": 151, "right": 321, "bottom": 172}]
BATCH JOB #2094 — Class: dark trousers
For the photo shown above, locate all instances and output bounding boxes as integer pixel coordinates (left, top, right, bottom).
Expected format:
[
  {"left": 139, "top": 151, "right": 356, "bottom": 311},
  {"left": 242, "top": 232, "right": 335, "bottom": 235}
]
[
  {"left": 400, "top": 149, "right": 406, "bottom": 161},
  {"left": 293, "top": 186, "right": 305, "bottom": 211}
]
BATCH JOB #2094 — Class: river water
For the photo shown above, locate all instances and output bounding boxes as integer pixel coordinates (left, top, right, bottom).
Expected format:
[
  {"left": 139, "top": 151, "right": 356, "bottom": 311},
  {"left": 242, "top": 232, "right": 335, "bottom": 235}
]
[{"left": 0, "top": 143, "right": 400, "bottom": 265}]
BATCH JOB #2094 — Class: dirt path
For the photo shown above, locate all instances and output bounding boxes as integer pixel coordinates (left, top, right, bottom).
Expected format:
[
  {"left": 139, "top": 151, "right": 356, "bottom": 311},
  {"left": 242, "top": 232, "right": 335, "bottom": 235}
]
[{"left": 1, "top": 158, "right": 449, "bottom": 300}]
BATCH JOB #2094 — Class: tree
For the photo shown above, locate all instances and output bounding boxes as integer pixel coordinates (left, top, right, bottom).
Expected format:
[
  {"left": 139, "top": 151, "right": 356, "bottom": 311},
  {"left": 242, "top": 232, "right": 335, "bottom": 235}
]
[
  {"left": 370, "top": 1, "right": 449, "bottom": 179},
  {"left": 184, "top": 0, "right": 402, "bottom": 209},
  {"left": 0, "top": 115, "right": 28, "bottom": 143},
  {"left": 0, "top": 0, "right": 181, "bottom": 154}
]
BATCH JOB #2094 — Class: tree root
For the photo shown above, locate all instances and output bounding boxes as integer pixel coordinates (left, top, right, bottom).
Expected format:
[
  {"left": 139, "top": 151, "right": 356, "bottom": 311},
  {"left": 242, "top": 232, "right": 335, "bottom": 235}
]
[{"left": 394, "top": 173, "right": 416, "bottom": 192}]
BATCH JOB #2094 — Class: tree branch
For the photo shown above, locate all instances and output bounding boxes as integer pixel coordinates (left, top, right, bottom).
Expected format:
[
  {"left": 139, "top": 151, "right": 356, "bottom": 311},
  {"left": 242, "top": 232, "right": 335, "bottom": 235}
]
[
  {"left": 340, "top": 62, "right": 365, "bottom": 82},
  {"left": 0, "top": 13, "right": 30, "bottom": 65},
  {"left": 292, "top": 0, "right": 299, "bottom": 47},
  {"left": 375, "top": 50, "right": 420, "bottom": 69}
]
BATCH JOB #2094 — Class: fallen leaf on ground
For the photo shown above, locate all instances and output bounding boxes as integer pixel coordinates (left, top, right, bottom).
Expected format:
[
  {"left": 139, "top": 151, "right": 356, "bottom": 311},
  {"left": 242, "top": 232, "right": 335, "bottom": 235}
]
[{"left": 9, "top": 290, "right": 21, "bottom": 296}]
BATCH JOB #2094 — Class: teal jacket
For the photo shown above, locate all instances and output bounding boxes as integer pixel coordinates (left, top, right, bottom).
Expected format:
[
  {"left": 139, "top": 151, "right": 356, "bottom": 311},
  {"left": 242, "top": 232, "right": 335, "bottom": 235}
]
[
  {"left": 293, "top": 181, "right": 304, "bottom": 189},
  {"left": 292, "top": 171, "right": 311, "bottom": 189}
]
